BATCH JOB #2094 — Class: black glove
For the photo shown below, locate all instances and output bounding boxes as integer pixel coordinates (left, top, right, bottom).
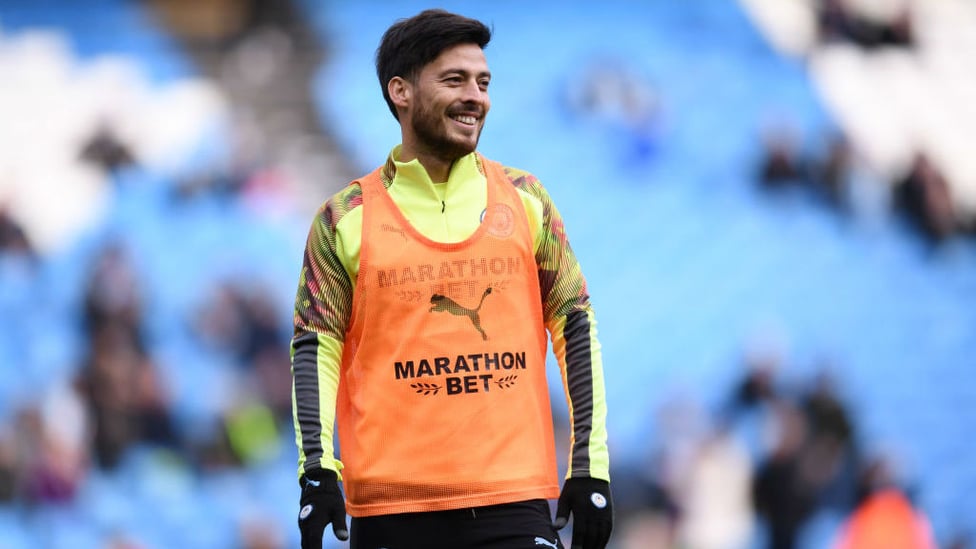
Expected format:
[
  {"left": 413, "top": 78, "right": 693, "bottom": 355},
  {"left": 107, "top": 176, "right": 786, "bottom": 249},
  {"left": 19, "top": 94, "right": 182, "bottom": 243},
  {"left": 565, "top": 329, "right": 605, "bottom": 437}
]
[
  {"left": 553, "top": 477, "right": 613, "bottom": 549},
  {"left": 298, "top": 468, "right": 349, "bottom": 548}
]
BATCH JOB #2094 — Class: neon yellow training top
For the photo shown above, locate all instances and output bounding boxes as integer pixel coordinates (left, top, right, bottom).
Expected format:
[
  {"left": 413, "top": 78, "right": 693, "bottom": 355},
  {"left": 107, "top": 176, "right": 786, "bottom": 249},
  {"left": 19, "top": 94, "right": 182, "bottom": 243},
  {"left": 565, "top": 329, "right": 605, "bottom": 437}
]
[{"left": 291, "top": 146, "right": 609, "bottom": 486}]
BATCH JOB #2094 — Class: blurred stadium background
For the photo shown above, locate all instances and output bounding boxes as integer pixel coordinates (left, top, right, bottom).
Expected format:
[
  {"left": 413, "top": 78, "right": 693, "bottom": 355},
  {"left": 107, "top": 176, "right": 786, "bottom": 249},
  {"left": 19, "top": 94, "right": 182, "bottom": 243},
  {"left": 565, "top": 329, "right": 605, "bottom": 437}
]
[{"left": 1, "top": 0, "right": 974, "bottom": 547}]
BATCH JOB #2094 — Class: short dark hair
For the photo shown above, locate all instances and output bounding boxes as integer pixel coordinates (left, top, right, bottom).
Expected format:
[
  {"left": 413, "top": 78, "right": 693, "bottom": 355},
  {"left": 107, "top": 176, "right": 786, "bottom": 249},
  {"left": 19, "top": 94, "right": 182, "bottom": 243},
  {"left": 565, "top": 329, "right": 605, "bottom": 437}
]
[{"left": 375, "top": 9, "right": 492, "bottom": 120}]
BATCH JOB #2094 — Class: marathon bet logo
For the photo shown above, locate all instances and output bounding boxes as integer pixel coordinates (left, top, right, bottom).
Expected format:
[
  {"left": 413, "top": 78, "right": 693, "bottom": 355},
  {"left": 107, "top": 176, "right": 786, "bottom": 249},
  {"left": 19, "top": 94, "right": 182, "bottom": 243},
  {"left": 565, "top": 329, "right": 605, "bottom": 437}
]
[
  {"left": 396, "top": 351, "right": 526, "bottom": 396},
  {"left": 377, "top": 255, "right": 522, "bottom": 288}
]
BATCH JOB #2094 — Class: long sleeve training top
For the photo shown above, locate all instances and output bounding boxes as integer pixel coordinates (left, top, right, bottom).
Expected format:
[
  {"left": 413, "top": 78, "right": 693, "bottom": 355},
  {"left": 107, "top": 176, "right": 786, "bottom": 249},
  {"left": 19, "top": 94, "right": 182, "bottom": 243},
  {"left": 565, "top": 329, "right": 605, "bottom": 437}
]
[{"left": 291, "top": 146, "right": 609, "bottom": 483}]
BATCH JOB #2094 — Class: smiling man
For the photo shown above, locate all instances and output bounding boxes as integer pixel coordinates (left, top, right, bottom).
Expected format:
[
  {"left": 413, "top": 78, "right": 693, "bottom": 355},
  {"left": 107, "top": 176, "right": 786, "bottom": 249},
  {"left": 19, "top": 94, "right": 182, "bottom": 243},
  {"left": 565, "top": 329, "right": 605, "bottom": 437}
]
[{"left": 290, "top": 9, "right": 612, "bottom": 549}]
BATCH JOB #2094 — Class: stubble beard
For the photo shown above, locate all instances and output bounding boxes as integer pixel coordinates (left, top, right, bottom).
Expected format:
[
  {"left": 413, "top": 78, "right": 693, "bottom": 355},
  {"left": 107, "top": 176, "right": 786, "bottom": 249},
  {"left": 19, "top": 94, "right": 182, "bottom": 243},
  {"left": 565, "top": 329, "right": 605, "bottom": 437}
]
[{"left": 411, "top": 101, "right": 482, "bottom": 163}]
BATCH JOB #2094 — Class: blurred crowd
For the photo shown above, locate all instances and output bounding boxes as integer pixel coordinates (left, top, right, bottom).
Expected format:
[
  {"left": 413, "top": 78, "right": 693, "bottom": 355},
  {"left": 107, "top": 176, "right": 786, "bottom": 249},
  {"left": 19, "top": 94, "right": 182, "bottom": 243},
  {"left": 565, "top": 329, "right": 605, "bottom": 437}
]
[
  {"left": 608, "top": 345, "right": 968, "bottom": 549},
  {"left": 2, "top": 1, "right": 974, "bottom": 547},
  {"left": 751, "top": 0, "right": 976, "bottom": 248},
  {"left": 0, "top": 192, "right": 294, "bottom": 489},
  {"left": 756, "top": 126, "right": 974, "bottom": 248},
  {"left": 0, "top": 0, "right": 339, "bottom": 542},
  {"left": 0, "top": 20, "right": 299, "bottom": 546},
  {"left": 0, "top": 166, "right": 299, "bottom": 549}
]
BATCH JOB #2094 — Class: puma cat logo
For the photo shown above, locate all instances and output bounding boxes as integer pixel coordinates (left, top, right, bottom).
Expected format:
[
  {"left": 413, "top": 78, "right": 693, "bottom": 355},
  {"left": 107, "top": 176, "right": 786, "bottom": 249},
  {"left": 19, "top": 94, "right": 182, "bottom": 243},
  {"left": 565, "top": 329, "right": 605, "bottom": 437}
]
[
  {"left": 429, "top": 287, "right": 493, "bottom": 340},
  {"left": 534, "top": 537, "right": 559, "bottom": 549}
]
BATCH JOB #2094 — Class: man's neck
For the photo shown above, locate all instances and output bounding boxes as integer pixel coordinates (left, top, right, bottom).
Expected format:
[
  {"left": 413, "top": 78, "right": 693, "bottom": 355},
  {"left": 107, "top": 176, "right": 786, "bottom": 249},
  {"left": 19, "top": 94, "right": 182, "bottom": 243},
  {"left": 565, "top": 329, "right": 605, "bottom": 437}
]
[
  {"left": 416, "top": 155, "right": 452, "bottom": 183},
  {"left": 397, "top": 145, "right": 458, "bottom": 183}
]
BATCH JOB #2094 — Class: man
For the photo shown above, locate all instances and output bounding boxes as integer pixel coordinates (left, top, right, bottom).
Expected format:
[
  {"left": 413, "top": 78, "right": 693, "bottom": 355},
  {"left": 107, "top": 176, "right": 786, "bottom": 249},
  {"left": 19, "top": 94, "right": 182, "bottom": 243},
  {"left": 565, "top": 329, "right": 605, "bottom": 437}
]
[{"left": 291, "top": 9, "right": 612, "bottom": 549}]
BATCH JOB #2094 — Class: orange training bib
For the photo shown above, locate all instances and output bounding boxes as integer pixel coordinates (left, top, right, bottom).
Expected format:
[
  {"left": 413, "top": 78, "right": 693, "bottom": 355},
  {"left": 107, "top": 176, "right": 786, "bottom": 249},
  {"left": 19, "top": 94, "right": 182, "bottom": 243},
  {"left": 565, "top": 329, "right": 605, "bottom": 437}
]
[{"left": 337, "top": 156, "right": 559, "bottom": 516}]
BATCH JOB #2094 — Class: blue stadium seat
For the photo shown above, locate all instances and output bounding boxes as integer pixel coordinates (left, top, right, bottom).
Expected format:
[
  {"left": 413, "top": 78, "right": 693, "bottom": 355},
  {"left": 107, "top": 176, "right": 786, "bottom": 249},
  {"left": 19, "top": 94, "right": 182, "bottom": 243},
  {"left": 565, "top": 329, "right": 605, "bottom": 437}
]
[{"left": 0, "top": 506, "right": 39, "bottom": 549}]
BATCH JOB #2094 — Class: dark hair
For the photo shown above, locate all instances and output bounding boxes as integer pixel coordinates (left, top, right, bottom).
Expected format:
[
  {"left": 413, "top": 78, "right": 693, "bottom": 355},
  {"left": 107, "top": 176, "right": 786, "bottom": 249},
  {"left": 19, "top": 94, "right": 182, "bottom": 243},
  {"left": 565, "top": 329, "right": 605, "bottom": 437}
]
[{"left": 375, "top": 9, "right": 492, "bottom": 120}]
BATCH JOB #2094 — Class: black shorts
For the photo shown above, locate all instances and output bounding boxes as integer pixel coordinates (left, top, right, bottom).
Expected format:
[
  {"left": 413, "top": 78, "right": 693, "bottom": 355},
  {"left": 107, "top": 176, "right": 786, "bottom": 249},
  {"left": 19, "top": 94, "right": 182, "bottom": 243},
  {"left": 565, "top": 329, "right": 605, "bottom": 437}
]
[{"left": 350, "top": 499, "right": 564, "bottom": 549}]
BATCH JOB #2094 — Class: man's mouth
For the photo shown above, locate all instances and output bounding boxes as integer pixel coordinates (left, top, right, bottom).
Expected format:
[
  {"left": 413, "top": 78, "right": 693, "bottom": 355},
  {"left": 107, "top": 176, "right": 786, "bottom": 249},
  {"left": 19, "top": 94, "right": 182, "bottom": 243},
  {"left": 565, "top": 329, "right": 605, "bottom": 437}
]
[{"left": 449, "top": 114, "right": 479, "bottom": 126}]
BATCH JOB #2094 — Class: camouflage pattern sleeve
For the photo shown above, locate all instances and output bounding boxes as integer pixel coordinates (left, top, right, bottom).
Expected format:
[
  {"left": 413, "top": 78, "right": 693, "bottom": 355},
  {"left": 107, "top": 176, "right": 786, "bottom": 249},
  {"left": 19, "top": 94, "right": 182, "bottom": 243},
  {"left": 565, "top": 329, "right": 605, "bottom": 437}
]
[
  {"left": 294, "top": 186, "right": 362, "bottom": 339},
  {"left": 291, "top": 185, "right": 361, "bottom": 478}
]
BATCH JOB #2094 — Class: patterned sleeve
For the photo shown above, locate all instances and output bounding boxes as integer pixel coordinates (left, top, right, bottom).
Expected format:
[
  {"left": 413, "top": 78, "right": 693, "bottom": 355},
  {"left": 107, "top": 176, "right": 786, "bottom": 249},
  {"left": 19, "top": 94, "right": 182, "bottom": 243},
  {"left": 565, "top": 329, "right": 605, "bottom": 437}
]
[
  {"left": 290, "top": 185, "right": 361, "bottom": 479},
  {"left": 506, "top": 168, "right": 610, "bottom": 482}
]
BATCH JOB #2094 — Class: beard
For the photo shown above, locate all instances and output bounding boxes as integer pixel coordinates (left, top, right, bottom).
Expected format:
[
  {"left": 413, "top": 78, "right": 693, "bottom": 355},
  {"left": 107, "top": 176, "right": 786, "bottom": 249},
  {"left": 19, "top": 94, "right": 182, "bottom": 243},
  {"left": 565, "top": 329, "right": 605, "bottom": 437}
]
[{"left": 410, "top": 99, "right": 483, "bottom": 162}]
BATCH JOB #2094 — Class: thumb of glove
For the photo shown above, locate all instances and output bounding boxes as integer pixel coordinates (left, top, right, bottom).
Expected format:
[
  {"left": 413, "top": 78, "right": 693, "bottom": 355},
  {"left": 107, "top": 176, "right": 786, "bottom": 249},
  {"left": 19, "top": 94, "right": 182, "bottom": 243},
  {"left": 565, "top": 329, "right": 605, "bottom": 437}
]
[{"left": 330, "top": 506, "right": 349, "bottom": 541}]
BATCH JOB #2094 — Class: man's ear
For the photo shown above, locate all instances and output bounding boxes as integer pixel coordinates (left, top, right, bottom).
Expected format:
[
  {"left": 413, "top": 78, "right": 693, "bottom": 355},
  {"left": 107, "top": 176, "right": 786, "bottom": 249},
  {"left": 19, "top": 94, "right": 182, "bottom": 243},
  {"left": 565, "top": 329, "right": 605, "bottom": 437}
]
[{"left": 388, "top": 76, "right": 411, "bottom": 113}]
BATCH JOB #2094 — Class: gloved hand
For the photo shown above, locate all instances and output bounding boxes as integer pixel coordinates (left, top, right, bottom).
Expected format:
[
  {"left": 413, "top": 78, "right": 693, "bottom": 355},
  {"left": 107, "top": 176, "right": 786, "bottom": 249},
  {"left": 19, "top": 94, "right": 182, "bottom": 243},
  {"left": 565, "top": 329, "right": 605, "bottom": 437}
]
[
  {"left": 553, "top": 477, "right": 613, "bottom": 549},
  {"left": 298, "top": 468, "right": 349, "bottom": 548}
]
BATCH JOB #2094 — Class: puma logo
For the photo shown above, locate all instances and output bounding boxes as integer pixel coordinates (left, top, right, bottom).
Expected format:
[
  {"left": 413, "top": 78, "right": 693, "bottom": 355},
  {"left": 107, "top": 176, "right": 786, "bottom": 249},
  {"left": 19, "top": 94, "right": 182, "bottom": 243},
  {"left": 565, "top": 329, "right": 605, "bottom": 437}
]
[
  {"left": 429, "top": 287, "right": 493, "bottom": 340},
  {"left": 534, "top": 537, "right": 559, "bottom": 549}
]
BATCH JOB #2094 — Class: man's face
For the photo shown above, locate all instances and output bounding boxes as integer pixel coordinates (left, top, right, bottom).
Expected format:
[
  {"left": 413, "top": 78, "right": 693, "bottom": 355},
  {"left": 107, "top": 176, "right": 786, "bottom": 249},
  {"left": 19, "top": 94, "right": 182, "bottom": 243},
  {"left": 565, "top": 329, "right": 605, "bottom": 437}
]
[{"left": 405, "top": 43, "right": 491, "bottom": 161}]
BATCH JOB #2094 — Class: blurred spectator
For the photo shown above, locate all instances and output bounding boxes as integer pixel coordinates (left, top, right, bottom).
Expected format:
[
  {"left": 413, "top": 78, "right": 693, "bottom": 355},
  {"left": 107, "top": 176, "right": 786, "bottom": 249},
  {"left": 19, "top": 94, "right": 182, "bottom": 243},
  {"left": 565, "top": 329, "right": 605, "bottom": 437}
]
[
  {"left": 757, "top": 125, "right": 806, "bottom": 191},
  {"left": 223, "top": 400, "right": 280, "bottom": 466},
  {"left": 238, "top": 287, "right": 287, "bottom": 367},
  {"left": 194, "top": 281, "right": 286, "bottom": 366},
  {"left": 800, "top": 370, "right": 859, "bottom": 510},
  {"left": 832, "top": 456, "right": 936, "bottom": 548},
  {"left": 808, "top": 134, "right": 853, "bottom": 214},
  {"left": 726, "top": 348, "right": 779, "bottom": 420},
  {"left": 0, "top": 206, "right": 35, "bottom": 258},
  {"left": 809, "top": 133, "right": 892, "bottom": 228},
  {"left": 852, "top": 455, "right": 902, "bottom": 509},
  {"left": 8, "top": 389, "right": 89, "bottom": 506},
  {"left": 616, "top": 504, "right": 678, "bottom": 549},
  {"left": 251, "top": 342, "right": 293, "bottom": 421},
  {"left": 76, "top": 243, "right": 178, "bottom": 470},
  {"left": 676, "top": 425, "right": 755, "bottom": 549},
  {"left": 77, "top": 323, "right": 136, "bottom": 469},
  {"left": 0, "top": 426, "right": 19, "bottom": 502},
  {"left": 832, "top": 488, "right": 936, "bottom": 548},
  {"left": 82, "top": 243, "right": 146, "bottom": 346},
  {"left": 23, "top": 381, "right": 90, "bottom": 505},
  {"left": 79, "top": 123, "right": 137, "bottom": 176},
  {"left": 893, "top": 152, "right": 958, "bottom": 245},
  {"left": 752, "top": 398, "right": 819, "bottom": 549},
  {"left": 76, "top": 322, "right": 177, "bottom": 469},
  {"left": 634, "top": 481, "right": 680, "bottom": 549},
  {"left": 817, "top": 0, "right": 853, "bottom": 43},
  {"left": 614, "top": 398, "right": 693, "bottom": 549},
  {"left": 190, "top": 421, "right": 239, "bottom": 472},
  {"left": 194, "top": 281, "right": 291, "bottom": 419},
  {"left": 817, "top": 0, "right": 914, "bottom": 49},
  {"left": 756, "top": 124, "right": 897, "bottom": 231},
  {"left": 221, "top": 373, "right": 282, "bottom": 466},
  {"left": 195, "top": 283, "right": 252, "bottom": 356}
]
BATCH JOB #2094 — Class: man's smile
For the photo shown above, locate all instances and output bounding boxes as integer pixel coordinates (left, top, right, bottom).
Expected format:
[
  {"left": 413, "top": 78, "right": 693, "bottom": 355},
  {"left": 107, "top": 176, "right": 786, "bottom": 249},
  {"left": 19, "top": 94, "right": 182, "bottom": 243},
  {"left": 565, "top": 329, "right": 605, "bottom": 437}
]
[{"left": 450, "top": 114, "right": 478, "bottom": 125}]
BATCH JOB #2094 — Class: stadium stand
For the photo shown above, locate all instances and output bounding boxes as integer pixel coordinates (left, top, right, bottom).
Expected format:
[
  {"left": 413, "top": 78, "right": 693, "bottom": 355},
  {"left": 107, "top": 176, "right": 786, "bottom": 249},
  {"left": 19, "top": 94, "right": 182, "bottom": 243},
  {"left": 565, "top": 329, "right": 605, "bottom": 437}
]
[{"left": 0, "top": 0, "right": 973, "bottom": 547}]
